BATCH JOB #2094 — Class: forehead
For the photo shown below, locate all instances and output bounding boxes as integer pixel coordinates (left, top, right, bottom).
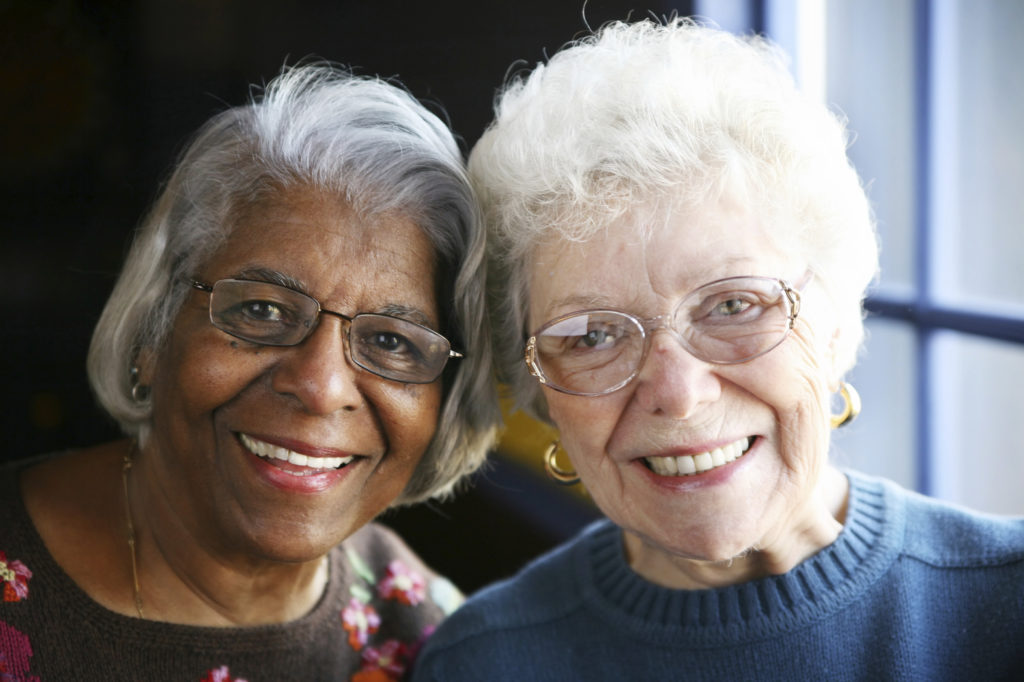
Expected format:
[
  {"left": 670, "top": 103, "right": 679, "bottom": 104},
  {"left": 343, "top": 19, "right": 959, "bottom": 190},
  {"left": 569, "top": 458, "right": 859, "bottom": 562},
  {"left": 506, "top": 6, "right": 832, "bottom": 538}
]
[
  {"left": 203, "top": 187, "right": 439, "bottom": 318},
  {"left": 529, "top": 201, "right": 799, "bottom": 322}
]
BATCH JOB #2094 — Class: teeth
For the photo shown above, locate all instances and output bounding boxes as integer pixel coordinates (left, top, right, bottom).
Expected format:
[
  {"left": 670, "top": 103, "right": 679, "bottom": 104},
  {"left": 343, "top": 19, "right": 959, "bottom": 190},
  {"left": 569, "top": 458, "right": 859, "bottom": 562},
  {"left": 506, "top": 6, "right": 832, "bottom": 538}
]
[
  {"left": 240, "top": 433, "right": 354, "bottom": 471},
  {"left": 693, "top": 452, "right": 713, "bottom": 472},
  {"left": 644, "top": 437, "right": 753, "bottom": 477},
  {"left": 677, "top": 455, "right": 697, "bottom": 475}
]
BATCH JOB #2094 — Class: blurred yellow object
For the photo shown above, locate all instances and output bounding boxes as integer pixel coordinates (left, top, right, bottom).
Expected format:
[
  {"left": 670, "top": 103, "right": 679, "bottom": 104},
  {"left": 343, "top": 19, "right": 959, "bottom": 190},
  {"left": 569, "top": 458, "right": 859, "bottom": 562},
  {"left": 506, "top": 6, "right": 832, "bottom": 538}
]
[
  {"left": 495, "top": 396, "right": 557, "bottom": 469},
  {"left": 494, "top": 395, "right": 591, "bottom": 501}
]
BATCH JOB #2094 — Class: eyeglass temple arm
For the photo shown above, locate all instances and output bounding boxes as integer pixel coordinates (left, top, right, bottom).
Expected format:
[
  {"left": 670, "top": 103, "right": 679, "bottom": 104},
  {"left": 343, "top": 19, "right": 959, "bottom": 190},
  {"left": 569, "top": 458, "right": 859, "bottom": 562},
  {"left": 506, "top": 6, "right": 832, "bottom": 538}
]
[
  {"left": 190, "top": 279, "right": 213, "bottom": 293},
  {"left": 781, "top": 281, "right": 801, "bottom": 327},
  {"left": 523, "top": 337, "right": 546, "bottom": 382}
]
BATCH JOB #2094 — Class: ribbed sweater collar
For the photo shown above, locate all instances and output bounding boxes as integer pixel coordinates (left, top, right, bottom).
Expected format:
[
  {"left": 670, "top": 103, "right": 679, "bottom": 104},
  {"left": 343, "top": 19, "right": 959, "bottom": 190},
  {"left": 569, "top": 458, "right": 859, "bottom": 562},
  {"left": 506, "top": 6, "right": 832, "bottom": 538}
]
[{"left": 578, "top": 472, "right": 901, "bottom": 645}]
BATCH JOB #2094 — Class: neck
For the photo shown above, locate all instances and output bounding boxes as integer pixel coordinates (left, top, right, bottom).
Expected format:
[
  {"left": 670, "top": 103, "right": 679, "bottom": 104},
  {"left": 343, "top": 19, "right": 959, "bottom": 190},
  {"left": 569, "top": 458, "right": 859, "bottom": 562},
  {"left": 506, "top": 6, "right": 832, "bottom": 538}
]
[
  {"left": 124, "top": 450, "right": 331, "bottom": 626},
  {"left": 624, "top": 466, "right": 849, "bottom": 590}
]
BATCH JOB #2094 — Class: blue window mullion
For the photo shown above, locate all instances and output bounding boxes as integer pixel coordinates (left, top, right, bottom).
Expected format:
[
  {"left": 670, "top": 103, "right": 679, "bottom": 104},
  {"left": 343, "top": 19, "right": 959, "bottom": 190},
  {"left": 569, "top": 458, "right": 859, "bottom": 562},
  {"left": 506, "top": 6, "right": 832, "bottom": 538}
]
[
  {"left": 865, "top": 297, "right": 1024, "bottom": 345},
  {"left": 914, "top": 0, "right": 934, "bottom": 497}
]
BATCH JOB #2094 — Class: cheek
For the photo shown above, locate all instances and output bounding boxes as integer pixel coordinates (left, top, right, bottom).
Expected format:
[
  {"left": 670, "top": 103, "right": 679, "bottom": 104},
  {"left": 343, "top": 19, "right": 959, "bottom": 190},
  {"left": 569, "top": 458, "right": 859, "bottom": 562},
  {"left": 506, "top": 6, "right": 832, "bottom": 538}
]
[
  {"left": 153, "top": 331, "right": 263, "bottom": 420},
  {"left": 373, "top": 382, "right": 442, "bottom": 463},
  {"left": 752, "top": 327, "right": 831, "bottom": 417},
  {"left": 546, "top": 392, "right": 623, "bottom": 463},
  {"left": 755, "top": 325, "right": 834, "bottom": 475}
]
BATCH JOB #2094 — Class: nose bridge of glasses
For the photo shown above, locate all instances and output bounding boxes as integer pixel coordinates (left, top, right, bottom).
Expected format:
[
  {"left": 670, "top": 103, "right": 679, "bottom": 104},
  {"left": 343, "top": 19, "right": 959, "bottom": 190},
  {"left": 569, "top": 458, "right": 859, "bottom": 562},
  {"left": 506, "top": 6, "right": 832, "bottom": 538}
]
[
  {"left": 317, "top": 306, "right": 355, "bottom": 328},
  {"left": 303, "top": 307, "right": 356, "bottom": 362},
  {"left": 643, "top": 310, "right": 702, "bottom": 358}
]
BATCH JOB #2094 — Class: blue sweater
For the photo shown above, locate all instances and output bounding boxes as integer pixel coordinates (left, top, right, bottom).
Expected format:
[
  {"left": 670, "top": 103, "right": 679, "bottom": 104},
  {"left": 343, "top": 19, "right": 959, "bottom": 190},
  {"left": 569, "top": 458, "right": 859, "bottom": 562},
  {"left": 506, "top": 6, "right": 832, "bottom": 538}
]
[{"left": 412, "top": 472, "right": 1024, "bottom": 681}]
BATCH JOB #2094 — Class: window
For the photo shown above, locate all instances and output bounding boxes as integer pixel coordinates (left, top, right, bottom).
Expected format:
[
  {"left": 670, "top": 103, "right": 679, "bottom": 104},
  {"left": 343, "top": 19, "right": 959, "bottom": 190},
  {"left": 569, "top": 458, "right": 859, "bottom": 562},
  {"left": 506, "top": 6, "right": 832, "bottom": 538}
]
[{"left": 697, "top": 0, "right": 1024, "bottom": 514}]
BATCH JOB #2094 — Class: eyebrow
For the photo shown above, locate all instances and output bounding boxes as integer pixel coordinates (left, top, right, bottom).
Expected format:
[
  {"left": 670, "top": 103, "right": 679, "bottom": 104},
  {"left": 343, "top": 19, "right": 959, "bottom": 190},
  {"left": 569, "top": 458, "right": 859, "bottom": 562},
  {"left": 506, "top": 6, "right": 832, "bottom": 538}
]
[
  {"left": 542, "top": 257, "right": 770, "bottom": 313},
  {"left": 234, "top": 267, "right": 307, "bottom": 291},
  {"left": 544, "top": 293, "right": 625, "bottom": 313},
  {"left": 231, "top": 267, "right": 435, "bottom": 327},
  {"left": 377, "top": 304, "right": 433, "bottom": 327}
]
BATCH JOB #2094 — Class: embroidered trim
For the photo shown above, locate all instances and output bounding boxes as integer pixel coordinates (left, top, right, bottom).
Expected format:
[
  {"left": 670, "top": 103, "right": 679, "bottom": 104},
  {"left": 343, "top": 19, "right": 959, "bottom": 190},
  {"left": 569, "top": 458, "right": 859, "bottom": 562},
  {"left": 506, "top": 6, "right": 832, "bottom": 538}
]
[
  {"left": 200, "top": 665, "right": 248, "bottom": 682},
  {"left": 341, "top": 597, "right": 381, "bottom": 650},
  {"left": 352, "top": 639, "right": 409, "bottom": 682},
  {"left": 340, "top": 545, "right": 454, "bottom": 679},
  {"left": 0, "top": 552, "right": 32, "bottom": 603},
  {"left": 0, "top": 620, "right": 40, "bottom": 682},
  {"left": 377, "top": 561, "right": 426, "bottom": 606}
]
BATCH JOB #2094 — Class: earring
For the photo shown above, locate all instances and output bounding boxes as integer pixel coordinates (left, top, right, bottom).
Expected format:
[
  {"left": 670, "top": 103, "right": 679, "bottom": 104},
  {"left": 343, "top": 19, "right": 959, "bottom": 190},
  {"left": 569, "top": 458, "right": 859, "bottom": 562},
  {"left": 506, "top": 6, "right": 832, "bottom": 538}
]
[
  {"left": 130, "top": 365, "right": 151, "bottom": 404},
  {"left": 830, "top": 382, "right": 861, "bottom": 429},
  {"left": 543, "top": 440, "right": 580, "bottom": 485}
]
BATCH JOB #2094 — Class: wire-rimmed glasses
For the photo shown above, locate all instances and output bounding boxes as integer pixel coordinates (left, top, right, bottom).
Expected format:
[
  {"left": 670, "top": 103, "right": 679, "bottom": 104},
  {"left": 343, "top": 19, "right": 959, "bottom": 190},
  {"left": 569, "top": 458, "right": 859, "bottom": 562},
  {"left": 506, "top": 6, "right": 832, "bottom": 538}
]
[
  {"left": 524, "top": 276, "right": 801, "bottom": 396},
  {"left": 190, "top": 278, "right": 461, "bottom": 384}
]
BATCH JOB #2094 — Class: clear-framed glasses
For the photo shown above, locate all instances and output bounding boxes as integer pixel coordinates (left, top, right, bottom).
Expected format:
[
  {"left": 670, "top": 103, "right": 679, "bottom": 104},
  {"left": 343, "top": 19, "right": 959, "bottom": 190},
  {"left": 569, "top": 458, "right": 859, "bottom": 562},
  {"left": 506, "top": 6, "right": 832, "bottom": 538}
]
[
  {"left": 524, "top": 276, "right": 802, "bottom": 396},
  {"left": 190, "top": 278, "right": 462, "bottom": 384}
]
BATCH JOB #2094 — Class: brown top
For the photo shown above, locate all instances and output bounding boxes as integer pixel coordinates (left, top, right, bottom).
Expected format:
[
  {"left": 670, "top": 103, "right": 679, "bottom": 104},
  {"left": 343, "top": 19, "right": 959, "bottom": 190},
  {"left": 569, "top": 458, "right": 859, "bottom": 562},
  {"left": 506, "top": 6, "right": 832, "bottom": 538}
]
[{"left": 0, "top": 453, "right": 461, "bottom": 681}]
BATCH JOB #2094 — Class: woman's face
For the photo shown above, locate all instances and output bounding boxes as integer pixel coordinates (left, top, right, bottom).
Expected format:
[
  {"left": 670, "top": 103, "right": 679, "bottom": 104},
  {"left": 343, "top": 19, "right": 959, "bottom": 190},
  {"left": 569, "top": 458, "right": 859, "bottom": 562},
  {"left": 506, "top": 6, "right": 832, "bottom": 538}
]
[
  {"left": 140, "top": 188, "right": 442, "bottom": 563},
  {"left": 529, "top": 202, "right": 841, "bottom": 572}
]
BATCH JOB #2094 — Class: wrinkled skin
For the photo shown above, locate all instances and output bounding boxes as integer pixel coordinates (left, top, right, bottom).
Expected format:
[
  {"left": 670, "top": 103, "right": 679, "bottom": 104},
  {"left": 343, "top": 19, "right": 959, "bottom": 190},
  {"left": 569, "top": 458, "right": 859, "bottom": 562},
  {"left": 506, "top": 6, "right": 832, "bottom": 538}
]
[{"left": 530, "top": 201, "right": 848, "bottom": 589}]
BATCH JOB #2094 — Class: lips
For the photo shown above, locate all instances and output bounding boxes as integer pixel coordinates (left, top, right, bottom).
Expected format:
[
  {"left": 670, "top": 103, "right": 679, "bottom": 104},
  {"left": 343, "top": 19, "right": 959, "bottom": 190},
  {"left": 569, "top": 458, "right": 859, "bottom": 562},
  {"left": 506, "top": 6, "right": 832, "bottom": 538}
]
[
  {"left": 239, "top": 433, "right": 354, "bottom": 474},
  {"left": 643, "top": 436, "right": 754, "bottom": 476}
]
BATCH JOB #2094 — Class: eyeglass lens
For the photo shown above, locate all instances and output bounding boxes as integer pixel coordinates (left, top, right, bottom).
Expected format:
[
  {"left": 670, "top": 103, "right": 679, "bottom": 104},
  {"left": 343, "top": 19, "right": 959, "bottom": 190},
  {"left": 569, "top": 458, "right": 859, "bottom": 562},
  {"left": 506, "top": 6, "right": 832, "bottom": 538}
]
[
  {"left": 530, "top": 276, "right": 795, "bottom": 395},
  {"left": 205, "top": 279, "right": 452, "bottom": 383}
]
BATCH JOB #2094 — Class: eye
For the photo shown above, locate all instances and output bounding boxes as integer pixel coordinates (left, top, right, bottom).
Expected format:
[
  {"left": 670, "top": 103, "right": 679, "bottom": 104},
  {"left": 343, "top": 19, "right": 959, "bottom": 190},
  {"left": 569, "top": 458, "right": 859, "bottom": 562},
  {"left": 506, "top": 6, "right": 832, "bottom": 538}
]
[
  {"left": 355, "top": 323, "right": 429, "bottom": 366},
  {"left": 224, "top": 297, "right": 307, "bottom": 330},
  {"left": 240, "top": 300, "right": 287, "bottom": 322},
  {"left": 576, "top": 327, "right": 619, "bottom": 350},
  {"left": 537, "top": 312, "right": 637, "bottom": 357},
  {"left": 368, "top": 331, "right": 410, "bottom": 353},
  {"left": 712, "top": 297, "right": 752, "bottom": 317},
  {"left": 692, "top": 289, "right": 773, "bottom": 329}
]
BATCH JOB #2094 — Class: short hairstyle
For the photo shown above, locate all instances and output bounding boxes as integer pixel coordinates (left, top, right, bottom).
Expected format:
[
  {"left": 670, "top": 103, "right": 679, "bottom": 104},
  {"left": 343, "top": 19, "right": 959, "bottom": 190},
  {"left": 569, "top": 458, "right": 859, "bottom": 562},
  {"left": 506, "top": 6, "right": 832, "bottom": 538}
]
[
  {"left": 88, "top": 63, "right": 500, "bottom": 504},
  {"left": 469, "top": 18, "right": 879, "bottom": 420}
]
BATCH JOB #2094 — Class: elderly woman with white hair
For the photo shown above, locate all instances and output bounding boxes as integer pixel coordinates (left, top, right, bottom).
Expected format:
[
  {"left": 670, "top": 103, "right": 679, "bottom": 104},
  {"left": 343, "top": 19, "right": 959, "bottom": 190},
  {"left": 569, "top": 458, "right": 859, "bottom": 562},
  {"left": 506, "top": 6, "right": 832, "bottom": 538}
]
[
  {"left": 0, "top": 64, "right": 499, "bottom": 680},
  {"left": 412, "top": 19, "right": 1024, "bottom": 681}
]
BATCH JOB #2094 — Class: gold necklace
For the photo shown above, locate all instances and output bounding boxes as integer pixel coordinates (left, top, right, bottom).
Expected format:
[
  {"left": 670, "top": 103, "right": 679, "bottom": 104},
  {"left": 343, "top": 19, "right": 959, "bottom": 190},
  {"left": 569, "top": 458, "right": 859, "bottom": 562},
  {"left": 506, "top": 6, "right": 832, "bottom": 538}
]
[{"left": 122, "top": 449, "right": 145, "bottom": 618}]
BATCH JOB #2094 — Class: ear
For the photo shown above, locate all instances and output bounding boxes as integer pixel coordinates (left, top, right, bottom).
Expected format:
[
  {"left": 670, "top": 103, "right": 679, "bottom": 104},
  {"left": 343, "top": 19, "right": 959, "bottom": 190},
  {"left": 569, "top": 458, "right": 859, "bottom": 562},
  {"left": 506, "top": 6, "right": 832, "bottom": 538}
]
[{"left": 135, "top": 346, "right": 157, "bottom": 387}]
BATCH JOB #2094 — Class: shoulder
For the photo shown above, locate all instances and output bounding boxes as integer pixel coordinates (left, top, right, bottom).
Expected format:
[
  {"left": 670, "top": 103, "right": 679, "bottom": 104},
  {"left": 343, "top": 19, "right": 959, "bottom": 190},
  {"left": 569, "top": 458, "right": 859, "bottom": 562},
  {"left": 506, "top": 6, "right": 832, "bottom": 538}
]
[
  {"left": 417, "top": 519, "right": 608, "bottom": 655},
  {"left": 338, "top": 522, "right": 465, "bottom": 617},
  {"left": 850, "top": 471, "right": 1024, "bottom": 569},
  {"left": 343, "top": 521, "right": 450, "bottom": 587}
]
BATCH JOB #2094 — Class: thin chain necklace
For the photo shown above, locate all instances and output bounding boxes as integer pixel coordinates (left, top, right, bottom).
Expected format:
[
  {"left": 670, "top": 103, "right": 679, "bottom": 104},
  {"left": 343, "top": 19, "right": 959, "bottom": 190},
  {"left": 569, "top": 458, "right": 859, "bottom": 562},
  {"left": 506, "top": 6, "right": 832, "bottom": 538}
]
[
  {"left": 122, "top": 448, "right": 145, "bottom": 618},
  {"left": 120, "top": 446, "right": 331, "bottom": 622}
]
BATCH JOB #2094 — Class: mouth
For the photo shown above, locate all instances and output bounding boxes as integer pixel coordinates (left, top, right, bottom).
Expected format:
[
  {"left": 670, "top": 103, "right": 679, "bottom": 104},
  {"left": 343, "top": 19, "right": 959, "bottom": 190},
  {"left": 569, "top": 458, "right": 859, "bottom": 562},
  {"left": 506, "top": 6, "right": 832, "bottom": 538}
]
[
  {"left": 239, "top": 433, "right": 355, "bottom": 475},
  {"left": 643, "top": 436, "right": 754, "bottom": 476}
]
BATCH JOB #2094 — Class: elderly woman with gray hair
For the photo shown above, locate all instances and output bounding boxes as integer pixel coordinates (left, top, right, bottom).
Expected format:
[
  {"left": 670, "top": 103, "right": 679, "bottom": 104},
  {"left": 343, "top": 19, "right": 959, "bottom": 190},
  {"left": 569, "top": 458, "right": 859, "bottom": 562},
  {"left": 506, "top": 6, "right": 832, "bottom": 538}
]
[
  {"left": 0, "top": 64, "right": 499, "bottom": 680},
  {"left": 412, "top": 19, "right": 1024, "bottom": 681}
]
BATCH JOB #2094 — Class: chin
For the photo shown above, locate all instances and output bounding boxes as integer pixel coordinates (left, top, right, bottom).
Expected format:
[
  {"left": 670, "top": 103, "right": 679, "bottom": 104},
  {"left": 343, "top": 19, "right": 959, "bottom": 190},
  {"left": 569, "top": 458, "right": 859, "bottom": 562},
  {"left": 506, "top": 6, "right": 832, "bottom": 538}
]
[
  {"left": 645, "top": 522, "right": 763, "bottom": 565},
  {"left": 250, "top": 540, "right": 333, "bottom": 565},
  {"left": 234, "top": 521, "right": 340, "bottom": 564}
]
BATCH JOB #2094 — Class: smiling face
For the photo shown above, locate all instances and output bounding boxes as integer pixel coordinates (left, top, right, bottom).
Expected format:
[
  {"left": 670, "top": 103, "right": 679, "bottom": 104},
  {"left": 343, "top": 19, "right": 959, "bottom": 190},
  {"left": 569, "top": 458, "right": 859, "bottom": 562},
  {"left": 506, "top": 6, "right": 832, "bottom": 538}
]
[
  {"left": 139, "top": 187, "right": 442, "bottom": 564},
  {"left": 530, "top": 200, "right": 843, "bottom": 584}
]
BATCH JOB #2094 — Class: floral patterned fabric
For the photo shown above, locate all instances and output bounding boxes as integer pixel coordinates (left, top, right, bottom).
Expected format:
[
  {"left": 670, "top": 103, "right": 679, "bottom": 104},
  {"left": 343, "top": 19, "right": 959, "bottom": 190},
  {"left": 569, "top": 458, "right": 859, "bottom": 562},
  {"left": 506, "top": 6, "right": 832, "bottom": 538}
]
[{"left": 0, "top": 455, "right": 461, "bottom": 681}]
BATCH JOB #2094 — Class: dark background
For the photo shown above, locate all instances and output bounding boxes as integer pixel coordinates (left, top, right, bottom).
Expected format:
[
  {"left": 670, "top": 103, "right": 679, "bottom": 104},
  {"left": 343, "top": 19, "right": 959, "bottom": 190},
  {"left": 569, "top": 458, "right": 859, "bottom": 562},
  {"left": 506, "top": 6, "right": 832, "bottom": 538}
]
[{"left": 2, "top": 0, "right": 691, "bottom": 592}]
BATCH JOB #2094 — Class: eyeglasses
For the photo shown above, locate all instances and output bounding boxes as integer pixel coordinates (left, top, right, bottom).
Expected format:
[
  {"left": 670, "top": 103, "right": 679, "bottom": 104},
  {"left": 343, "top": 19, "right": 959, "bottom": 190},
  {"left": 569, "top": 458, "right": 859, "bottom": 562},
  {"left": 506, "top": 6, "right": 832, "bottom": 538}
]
[
  {"left": 190, "top": 278, "right": 462, "bottom": 384},
  {"left": 525, "top": 276, "right": 801, "bottom": 396}
]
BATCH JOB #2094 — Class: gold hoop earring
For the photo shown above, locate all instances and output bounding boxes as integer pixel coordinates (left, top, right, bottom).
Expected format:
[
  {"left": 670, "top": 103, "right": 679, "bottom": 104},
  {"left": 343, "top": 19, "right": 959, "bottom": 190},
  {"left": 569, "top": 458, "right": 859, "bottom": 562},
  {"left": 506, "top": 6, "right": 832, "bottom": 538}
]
[
  {"left": 830, "top": 382, "right": 861, "bottom": 429},
  {"left": 544, "top": 440, "right": 579, "bottom": 485}
]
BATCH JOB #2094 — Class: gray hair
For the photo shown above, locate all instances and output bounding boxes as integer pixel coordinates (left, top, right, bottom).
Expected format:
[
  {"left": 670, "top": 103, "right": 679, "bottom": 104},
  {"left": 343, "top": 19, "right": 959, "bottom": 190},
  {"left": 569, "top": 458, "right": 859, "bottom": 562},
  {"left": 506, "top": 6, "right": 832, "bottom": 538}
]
[
  {"left": 469, "top": 18, "right": 879, "bottom": 421},
  {"left": 88, "top": 63, "right": 500, "bottom": 504}
]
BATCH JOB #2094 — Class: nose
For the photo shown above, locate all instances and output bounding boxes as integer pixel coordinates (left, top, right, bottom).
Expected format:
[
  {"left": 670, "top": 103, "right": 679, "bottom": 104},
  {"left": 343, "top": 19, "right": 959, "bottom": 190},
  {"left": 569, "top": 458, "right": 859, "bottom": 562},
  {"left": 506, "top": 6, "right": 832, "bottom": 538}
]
[
  {"left": 270, "top": 317, "right": 365, "bottom": 414},
  {"left": 632, "top": 328, "right": 721, "bottom": 418}
]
